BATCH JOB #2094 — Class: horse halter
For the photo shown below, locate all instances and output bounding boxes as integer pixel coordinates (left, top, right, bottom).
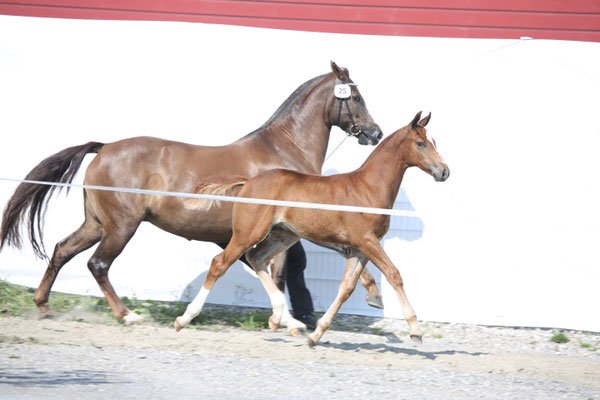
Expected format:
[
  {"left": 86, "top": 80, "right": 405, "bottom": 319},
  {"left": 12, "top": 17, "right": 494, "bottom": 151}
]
[{"left": 334, "top": 81, "right": 362, "bottom": 136}]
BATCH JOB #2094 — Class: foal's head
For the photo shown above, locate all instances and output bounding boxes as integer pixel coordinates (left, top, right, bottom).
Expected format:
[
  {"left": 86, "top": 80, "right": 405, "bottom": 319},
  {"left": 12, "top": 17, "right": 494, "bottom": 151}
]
[
  {"left": 403, "top": 111, "right": 450, "bottom": 182},
  {"left": 329, "top": 61, "right": 383, "bottom": 146}
]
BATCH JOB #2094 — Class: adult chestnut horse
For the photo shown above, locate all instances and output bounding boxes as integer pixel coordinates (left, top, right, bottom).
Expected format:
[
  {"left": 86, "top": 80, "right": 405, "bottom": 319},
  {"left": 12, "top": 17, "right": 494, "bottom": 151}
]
[
  {"left": 176, "top": 111, "right": 449, "bottom": 346},
  {"left": 0, "top": 62, "right": 383, "bottom": 327}
]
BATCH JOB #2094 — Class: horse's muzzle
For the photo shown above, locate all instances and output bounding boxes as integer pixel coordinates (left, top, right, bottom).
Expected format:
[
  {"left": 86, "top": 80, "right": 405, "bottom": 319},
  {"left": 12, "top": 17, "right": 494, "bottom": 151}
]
[{"left": 357, "top": 126, "right": 383, "bottom": 146}]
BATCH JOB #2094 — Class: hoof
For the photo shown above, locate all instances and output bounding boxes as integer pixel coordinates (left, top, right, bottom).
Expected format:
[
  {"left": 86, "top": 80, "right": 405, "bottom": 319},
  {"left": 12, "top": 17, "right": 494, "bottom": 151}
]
[
  {"left": 268, "top": 316, "right": 279, "bottom": 332},
  {"left": 38, "top": 310, "right": 54, "bottom": 320},
  {"left": 288, "top": 326, "right": 307, "bottom": 337},
  {"left": 307, "top": 335, "right": 318, "bottom": 349},
  {"left": 174, "top": 317, "right": 185, "bottom": 332},
  {"left": 366, "top": 294, "right": 384, "bottom": 309},
  {"left": 410, "top": 334, "right": 423, "bottom": 345},
  {"left": 122, "top": 312, "right": 144, "bottom": 325}
]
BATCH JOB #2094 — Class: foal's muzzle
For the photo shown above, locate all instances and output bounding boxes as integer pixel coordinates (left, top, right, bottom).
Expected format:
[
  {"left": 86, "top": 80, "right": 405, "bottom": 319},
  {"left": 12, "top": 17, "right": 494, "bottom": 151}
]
[{"left": 432, "top": 164, "right": 450, "bottom": 182}]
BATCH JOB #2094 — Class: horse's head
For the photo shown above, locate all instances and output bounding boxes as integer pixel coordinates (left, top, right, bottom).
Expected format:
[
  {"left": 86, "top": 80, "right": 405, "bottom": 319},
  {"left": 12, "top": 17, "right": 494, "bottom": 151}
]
[
  {"left": 329, "top": 62, "right": 383, "bottom": 146},
  {"left": 404, "top": 111, "right": 449, "bottom": 182}
]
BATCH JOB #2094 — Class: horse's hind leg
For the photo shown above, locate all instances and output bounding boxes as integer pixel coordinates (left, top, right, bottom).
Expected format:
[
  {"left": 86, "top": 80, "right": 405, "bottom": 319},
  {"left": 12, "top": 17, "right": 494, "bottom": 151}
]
[
  {"left": 307, "top": 256, "right": 366, "bottom": 348},
  {"left": 33, "top": 217, "right": 102, "bottom": 315},
  {"left": 87, "top": 222, "right": 143, "bottom": 324}
]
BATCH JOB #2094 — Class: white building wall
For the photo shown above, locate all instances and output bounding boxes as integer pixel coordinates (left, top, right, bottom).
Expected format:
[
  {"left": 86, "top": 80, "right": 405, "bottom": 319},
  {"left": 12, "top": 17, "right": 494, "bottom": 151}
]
[{"left": 0, "top": 15, "right": 598, "bottom": 332}]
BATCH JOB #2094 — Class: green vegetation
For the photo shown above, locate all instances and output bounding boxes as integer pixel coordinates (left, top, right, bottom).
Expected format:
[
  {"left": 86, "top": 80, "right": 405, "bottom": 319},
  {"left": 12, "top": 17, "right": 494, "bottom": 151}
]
[
  {"left": 580, "top": 342, "right": 597, "bottom": 351},
  {"left": 549, "top": 332, "right": 569, "bottom": 344},
  {"left": 0, "top": 279, "right": 99, "bottom": 317},
  {"left": 0, "top": 279, "right": 270, "bottom": 330}
]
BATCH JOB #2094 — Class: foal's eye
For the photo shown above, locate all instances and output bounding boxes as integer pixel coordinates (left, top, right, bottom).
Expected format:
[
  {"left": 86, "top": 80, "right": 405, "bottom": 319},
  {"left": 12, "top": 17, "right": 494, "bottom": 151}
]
[
  {"left": 353, "top": 95, "right": 361, "bottom": 102},
  {"left": 416, "top": 141, "right": 425, "bottom": 148}
]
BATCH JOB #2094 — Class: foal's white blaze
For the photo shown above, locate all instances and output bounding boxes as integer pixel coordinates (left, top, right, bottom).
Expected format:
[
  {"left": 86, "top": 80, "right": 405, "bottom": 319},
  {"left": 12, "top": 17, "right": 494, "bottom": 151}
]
[
  {"left": 178, "top": 287, "right": 210, "bottom": 327},
  {"left": 426, "top": 130, "right": 447, "bottom": 165},
  {"left": 426, "top": 130, "right": 436, "bottom": 148}
]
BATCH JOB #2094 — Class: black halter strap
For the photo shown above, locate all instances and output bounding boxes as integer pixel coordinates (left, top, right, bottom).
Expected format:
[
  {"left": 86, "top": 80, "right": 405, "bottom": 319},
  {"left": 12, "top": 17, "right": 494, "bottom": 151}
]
[{"left": 336, "top": 97, "right": 361, "bottom": 136}]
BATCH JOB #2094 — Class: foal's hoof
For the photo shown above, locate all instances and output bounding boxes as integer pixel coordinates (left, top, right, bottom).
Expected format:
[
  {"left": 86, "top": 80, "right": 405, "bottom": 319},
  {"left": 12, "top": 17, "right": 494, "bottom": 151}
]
[
  {"left": 366, "top": 294, "right": 384, "bottom": 309},
  {"left": 307, "top": 334, "right": 319, "bottom": 349},
  {"left": 410, "top": 334, "right": 423, "bottom": 345},
  {"left": 174, "top": 317, "right": 185, "bottom": 332}
]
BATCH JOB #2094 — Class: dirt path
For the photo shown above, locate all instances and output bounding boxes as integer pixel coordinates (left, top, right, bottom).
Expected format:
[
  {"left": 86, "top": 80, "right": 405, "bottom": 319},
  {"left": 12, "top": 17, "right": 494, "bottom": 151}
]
[{"left": 1, "top": 316, "right": 599, "bottom": 399}]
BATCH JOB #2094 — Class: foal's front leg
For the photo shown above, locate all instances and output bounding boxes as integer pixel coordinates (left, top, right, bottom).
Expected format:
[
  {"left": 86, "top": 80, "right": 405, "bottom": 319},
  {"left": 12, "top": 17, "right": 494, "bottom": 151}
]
[
  {"left": 358, "top": 237, "right": 423, "bottom": 343},
  {"left": 307, "top": 256, "right": 366, "bottom": 348}
]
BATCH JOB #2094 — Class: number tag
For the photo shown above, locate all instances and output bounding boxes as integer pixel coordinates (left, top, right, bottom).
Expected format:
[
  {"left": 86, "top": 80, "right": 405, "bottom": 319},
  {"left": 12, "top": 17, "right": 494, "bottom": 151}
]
[{"left": 334, "top": 84, "right": 352, "bottom": 99}]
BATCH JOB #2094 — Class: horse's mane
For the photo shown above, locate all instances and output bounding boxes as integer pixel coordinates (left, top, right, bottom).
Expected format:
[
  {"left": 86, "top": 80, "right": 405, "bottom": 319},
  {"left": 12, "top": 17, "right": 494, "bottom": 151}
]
[{"left": 259, "top": 73, "right": 331, "bottom": 129}]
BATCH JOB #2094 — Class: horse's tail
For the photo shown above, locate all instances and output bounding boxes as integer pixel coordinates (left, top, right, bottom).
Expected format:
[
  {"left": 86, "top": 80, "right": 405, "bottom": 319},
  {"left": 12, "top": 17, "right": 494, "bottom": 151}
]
[
  {"left": 184, "top": 176, "right": 248, "bottom": 212},
  {"left": 0, "top": 141, "right": 105, "bottom": 259}
]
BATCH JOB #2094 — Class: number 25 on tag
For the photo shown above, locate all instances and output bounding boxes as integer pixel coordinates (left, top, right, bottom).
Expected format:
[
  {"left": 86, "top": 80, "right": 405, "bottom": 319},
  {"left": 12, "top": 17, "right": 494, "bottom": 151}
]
[{"left": 334, "top": 84, "right": 351, "bottom": 99}]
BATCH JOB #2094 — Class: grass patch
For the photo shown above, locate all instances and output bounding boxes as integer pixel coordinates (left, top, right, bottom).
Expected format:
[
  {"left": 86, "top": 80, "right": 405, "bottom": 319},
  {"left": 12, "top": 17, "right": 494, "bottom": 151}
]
[
  {"left": 580, "top": 342, "right": 597, "bottom": 351},
  {"left": 550, "top": 332, "right": 569, "bottom": 344},
  {"left": 0, "top": 279, "right": 270, "bottom": 330},
  {"left": 367, "top": 327, "right": 387, "bottom": 336},
  {"left": 0, "top": 279, "right": 100, "bottom": 317},
  {"left": 0, "top": 334, "right": 44, "bottom": 345}
]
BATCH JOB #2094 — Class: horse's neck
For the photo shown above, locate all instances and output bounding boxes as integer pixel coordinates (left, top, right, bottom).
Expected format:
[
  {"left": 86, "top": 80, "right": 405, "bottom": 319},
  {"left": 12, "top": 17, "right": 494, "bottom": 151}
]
[
  {"left": 250, "top": 77, "right": 334, "bottom": 173},
  {"left": 356, "top": 129, "right": 409, "bottom": 208}
]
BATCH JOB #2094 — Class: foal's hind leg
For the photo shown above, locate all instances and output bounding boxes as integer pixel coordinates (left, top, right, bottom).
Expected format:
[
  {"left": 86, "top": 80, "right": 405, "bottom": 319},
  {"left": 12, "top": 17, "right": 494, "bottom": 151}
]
[
  {"left": 307, "top": 256, "right": 366, "bottom": 348},
  {"left": 33, "top": 217, "right": 102, "bottom": 316},
  {"left": 360, "top": 268, "right": 384, "bottom": 310}
]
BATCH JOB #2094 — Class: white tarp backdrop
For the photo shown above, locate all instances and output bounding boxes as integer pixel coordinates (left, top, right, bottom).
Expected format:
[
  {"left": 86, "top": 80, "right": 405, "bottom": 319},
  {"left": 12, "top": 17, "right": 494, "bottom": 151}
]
[{"left": 1, "top": 15, "right": 598, "bottom": 332}]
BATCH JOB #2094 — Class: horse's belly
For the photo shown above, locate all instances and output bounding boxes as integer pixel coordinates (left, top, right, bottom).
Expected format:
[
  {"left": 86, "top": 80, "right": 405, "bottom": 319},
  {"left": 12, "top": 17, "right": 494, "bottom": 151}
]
[{"left": 146, "top": 198, "right": 235, "bottom": 243}]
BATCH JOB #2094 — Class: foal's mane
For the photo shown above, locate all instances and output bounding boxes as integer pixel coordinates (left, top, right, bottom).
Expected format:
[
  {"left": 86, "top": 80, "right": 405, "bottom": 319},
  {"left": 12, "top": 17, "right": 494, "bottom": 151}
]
[{"left": 259, "top": 73, "right": 331, "bottom": 129}]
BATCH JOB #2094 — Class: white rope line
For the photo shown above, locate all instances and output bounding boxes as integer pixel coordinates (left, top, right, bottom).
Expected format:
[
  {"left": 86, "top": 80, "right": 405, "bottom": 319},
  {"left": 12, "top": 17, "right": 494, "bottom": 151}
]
[{"left": 0, "top": 177, "right": 418, "bottom": 217}]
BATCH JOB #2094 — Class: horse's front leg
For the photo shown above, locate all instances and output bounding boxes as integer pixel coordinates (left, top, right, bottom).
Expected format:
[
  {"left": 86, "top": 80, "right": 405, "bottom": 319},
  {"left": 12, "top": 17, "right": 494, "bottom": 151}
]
[
  {"left": 246, "top": 232, "right": 307, "bottom": 336},
  {"left": 307, "top": 256, "right": 366, "bottom": 348},
  {"left": 269, "top": 252, "right": 287, "bottom": 292}
]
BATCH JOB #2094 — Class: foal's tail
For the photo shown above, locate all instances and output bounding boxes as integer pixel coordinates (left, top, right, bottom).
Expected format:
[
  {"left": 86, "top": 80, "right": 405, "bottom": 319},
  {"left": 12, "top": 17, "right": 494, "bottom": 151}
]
[
  {"left": 184, "top": 176, "right": 248, "bottom": 212},
  {"left": 0, "top": 141, "right": 105, "bottom": 259}
]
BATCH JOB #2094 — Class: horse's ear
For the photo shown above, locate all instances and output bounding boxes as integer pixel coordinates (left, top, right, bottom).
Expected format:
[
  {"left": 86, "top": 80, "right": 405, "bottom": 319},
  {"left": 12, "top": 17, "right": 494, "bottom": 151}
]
[
  {"left": 331, "top": 61, "right": 351, "bottom": 82},
  {"left": 410, "top": 111, "right": 423, "bottom": 129},
  {"left": 418, "top": 112, "right": 431, "bottom": 127}
]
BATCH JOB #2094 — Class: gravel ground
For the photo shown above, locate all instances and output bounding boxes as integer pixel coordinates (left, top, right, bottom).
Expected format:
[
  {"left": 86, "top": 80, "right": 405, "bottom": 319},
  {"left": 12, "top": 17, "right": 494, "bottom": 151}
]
[{"left": 1, "top": 311, "right": 598, "bottom": 399}]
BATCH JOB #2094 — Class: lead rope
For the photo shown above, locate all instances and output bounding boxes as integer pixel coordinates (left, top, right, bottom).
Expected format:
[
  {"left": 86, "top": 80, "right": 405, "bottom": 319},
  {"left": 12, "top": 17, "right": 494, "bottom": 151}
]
[{"left": 324, "top": 133, "right": 350, "bottom": 162}]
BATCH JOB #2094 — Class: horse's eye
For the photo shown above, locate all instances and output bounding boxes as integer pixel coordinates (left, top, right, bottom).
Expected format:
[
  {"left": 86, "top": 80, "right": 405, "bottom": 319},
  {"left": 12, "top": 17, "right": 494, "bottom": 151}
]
[
  {"left": 416, "top": 141, "right": 425, "bottom": 148},
  {"left": 353, "top": 96, "right": 361, "bottom": 102}
]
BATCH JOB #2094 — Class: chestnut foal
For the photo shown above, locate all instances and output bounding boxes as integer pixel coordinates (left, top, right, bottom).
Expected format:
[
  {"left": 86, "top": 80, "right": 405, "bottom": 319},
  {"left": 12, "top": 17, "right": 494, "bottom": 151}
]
[{"left": 176, "top": 111, "right": 449, "bottom": 346}]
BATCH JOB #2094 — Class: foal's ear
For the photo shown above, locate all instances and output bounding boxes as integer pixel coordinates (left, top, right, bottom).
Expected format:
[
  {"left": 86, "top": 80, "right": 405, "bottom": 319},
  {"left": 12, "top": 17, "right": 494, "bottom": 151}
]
[
  {"left": 418, "top": 112, "right": 431, "bottom": 127},
  {"left": 331, "top": 61, "right": 351, "bottom": 82},
  {"left": 410, "top": 111, "right": 423, "bottom": 129}
]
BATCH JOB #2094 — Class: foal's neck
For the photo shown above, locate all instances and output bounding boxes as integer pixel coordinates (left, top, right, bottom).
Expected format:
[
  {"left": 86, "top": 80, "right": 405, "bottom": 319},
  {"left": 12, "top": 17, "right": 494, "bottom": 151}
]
[{"left": 356, "top": 127, "right": 410, "bottom": 208}]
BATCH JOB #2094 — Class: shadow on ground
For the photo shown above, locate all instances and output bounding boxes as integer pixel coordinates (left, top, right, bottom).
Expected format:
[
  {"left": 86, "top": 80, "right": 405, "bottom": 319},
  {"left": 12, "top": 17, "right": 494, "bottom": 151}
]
[{"left": 0, "top": 368, "right": 129, "bottom": 387}]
